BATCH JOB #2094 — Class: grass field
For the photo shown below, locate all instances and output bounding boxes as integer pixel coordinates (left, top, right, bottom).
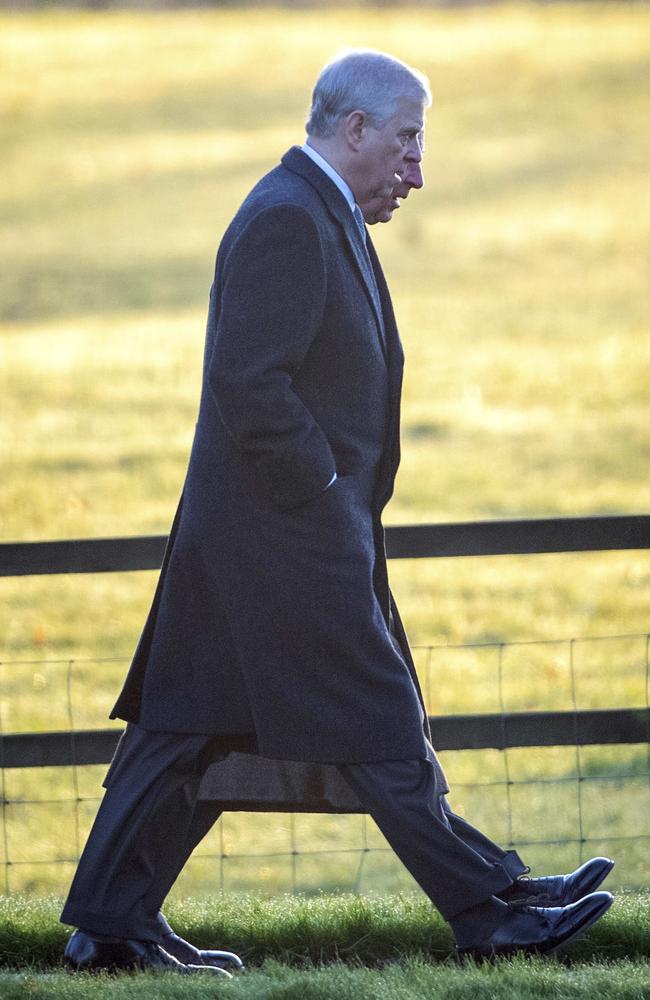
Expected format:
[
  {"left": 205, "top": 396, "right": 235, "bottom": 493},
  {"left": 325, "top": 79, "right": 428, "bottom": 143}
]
[
  {"left": 2, "top": 892, "right": 650, "bottom": 998},
  {"left": 1, "top": 5, "right": 649, "bottom": 899}
]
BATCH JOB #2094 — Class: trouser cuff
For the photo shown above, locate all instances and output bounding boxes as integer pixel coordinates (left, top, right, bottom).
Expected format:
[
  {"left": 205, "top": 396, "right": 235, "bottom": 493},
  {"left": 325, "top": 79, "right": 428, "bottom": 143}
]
[
  {"left": 60, "top": 903, "right": 164, "bottom": 942},
  {"left": 440, "top": 857, "right": 525, "bottom": 921}
]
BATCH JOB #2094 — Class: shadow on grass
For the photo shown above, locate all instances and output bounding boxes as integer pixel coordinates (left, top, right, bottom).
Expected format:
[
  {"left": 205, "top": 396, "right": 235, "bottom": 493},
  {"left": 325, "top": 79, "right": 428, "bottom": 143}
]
[{"left": 1, "top": 892, "right": 649, "bottom": 971}]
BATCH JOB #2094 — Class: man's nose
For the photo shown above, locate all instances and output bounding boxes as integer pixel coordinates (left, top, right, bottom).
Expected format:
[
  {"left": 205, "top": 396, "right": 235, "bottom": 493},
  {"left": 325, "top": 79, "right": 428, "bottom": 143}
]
[{"left": 404, "top": 161, "right": 424, "bottom": 190}]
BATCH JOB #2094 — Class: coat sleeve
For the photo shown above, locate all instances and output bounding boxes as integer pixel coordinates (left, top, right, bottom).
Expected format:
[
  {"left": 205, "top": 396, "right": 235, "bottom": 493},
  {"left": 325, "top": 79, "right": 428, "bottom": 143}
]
[{"left": 209, "top": 203, "right": 336, "bottom": 510}]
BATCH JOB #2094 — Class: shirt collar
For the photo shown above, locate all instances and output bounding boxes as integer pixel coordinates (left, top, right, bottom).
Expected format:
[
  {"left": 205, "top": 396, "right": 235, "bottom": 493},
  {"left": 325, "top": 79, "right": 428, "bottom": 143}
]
[{"left": 301, "top": 142, "right": 357, "bottom": 214}]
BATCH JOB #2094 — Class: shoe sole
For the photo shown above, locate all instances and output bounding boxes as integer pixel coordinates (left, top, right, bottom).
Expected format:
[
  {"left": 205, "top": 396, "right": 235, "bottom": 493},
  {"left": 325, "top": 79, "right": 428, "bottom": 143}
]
[{"left": 64, "top": 958, "right": 231, "bottom": 977}]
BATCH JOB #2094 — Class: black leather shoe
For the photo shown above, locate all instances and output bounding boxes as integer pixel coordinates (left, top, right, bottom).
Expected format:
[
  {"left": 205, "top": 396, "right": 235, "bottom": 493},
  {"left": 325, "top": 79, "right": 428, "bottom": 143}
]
[
  {"left": 161, "top": 929, "right": 245, "bottom": 972},
  {"left": 456, "top": 890, "right": 613, "bottom": 960},
  {"left": 499, "top": 857, "right": 614, "bottom": 907},
  {"left": 63, "top": 928, "right": 232, "bottom": 976}
]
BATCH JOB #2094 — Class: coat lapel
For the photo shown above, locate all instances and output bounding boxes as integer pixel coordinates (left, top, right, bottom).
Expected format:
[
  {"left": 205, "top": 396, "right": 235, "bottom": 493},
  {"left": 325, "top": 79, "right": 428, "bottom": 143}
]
[
  {"left": 367, "top": 236, "right": 403, "bottom": 406},
  {"left": 281, "top": 147, "right": 387, "bottom": 354}
]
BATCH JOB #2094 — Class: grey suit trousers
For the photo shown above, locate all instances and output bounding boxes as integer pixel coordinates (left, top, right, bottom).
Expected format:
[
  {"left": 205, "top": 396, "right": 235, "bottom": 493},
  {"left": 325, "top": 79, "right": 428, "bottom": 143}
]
[{"left": 60, "top": 724, "right": 525, "bottom": 939}]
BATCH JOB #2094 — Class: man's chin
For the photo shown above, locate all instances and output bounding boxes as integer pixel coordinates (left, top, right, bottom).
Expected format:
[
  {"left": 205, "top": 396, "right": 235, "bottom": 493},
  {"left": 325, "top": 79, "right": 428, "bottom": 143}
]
[
  {"left": 365, "top": 197, "right": 400, "bottom": 225},
  {"left": 376, "top": 206, "right": 396, "bottom": 224}
]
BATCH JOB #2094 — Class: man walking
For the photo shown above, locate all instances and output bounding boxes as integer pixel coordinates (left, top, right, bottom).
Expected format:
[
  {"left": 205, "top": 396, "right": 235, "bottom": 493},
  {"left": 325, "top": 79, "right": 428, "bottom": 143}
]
[{"left": 62, "top": 50, "right": 613, "bottom": 972}]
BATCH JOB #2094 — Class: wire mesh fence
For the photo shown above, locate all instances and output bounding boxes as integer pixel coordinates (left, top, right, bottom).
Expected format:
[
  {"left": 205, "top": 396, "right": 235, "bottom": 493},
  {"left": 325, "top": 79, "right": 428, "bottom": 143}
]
[{"left": 0, "top": 632, "right": 648, "bottom": 898}]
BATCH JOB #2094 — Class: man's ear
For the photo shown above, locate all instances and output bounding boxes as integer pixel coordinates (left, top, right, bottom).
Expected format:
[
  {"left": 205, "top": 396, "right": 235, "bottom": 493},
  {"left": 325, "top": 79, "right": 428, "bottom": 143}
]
[{"left": 343, "top": 110, "right": 368, "bottom": 151}]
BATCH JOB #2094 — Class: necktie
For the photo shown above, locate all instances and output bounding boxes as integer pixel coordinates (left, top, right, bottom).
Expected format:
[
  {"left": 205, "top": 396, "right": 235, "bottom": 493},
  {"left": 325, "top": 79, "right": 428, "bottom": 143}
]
[
  {"left": 352, "top": 206, "right": 385, "bottom": 347},
  {"left": 353, "top": 204, "right": 367, "bottom": 246}
]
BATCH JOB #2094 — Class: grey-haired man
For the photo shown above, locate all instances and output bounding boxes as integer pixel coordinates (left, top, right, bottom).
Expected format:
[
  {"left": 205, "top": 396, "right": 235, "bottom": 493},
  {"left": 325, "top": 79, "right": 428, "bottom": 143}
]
[{"left": 61, "top": 50, "right": 613, "bottom": 973}]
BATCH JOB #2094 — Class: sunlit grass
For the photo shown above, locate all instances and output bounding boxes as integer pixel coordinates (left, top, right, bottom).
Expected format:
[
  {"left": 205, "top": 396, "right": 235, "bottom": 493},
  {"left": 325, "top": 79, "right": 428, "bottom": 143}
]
[
  {"left": 2, "top": 890, "right": 650, "bottom": 965},
  {"left": 2, "top": 894, "right": 650, "bottom": 1000}
]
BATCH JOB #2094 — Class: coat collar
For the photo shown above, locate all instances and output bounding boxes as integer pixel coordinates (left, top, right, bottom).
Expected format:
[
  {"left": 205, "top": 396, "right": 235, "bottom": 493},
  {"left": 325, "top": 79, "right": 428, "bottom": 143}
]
[
  {"left": 281, "top": 145, "right": 353, "bottom": 230},
  {"left": 281, "top": 147, "right": 386, "bottom": 350}
]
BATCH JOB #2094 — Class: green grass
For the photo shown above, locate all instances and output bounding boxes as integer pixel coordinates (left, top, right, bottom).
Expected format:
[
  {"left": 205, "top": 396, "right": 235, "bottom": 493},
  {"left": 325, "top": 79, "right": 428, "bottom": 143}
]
[
  {"left": 2, "top": 894, "right": 650, "bottom": 998},
  {"left": 1, "top": 5, "right": 649, "bottom": 897},
  {"left": 2, "top": 891, "right": 650, "bottom": 967},
  {"left": 3, "top": 960, "right": 650, "bottom": 1000}
]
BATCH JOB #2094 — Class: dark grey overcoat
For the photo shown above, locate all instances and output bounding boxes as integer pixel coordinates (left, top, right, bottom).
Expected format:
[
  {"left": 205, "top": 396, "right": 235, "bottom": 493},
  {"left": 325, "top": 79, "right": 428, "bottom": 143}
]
[{"left": 112, "top": 147, "right": 431, "bottom": 764}]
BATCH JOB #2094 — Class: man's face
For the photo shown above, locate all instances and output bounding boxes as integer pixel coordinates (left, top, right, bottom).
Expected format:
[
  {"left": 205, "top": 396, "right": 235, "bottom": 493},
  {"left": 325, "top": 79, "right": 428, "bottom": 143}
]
[
  {"left": 354, "top": 96, "right": 425, "bottom": 205},
  {"left": 361, "top": 133, "right": 425, "bottom": 225}
]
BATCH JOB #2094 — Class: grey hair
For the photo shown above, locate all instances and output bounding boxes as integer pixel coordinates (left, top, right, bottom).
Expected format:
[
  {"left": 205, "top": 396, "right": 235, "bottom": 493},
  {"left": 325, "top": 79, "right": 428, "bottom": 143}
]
[{"left": 306, "top": 49, "right": 431, "bottom": 139}]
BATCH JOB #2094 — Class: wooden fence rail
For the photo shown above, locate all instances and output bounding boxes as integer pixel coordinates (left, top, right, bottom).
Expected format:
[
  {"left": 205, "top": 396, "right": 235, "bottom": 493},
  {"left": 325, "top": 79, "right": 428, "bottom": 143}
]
[
  {"left": 1, "top": 708, "right": 648, "bottom": 771},
  {"left": 1, "top": 514, "right": 648, "bottom": 778},
  {"left": 1, "top": 514, "right": 649, "bottom": 577}
]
